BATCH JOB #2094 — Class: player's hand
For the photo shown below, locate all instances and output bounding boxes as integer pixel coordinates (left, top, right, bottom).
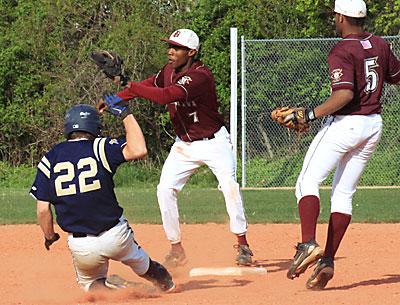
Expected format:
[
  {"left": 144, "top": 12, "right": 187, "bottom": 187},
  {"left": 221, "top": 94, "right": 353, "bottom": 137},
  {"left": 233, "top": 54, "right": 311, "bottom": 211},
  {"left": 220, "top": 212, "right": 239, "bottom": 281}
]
[
  {"left": 113, "top": 75, "right": 121, "bottom": 85},
  {"left": 44, "top": 233, "right": 60, "bottom": 251},
  {"left": 271, "top": 106, "right": 315, "bottom": 133},
  {"left": 97, "top": 93, "right": 130, "bottom": 119}
]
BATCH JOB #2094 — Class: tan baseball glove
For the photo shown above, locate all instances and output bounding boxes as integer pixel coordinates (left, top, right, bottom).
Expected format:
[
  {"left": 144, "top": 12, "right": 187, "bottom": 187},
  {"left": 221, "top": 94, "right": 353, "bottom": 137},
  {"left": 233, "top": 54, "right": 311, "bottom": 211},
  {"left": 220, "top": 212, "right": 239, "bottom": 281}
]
[{"left": 271, "top": 106, "right": 315, "bottom": 133}]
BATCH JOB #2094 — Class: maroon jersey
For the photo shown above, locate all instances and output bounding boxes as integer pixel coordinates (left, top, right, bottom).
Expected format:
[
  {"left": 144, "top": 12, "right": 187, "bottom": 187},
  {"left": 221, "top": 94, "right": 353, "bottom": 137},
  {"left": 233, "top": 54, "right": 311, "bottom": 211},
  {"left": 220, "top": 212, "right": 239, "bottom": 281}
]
[
  {"left": 328, "top": 32, "right": 400, "bottom": 115},
  {"left": 117, "top": 61, "right": 225, "bottom": 142}
]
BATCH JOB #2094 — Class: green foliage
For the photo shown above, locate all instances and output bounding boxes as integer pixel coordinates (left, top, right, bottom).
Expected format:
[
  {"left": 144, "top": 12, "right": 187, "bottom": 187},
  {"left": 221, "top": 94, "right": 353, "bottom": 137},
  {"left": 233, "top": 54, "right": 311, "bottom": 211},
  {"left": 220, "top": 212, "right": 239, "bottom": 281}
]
[
  {"left": 0, "top": 0, "right": 184, "bottom": 164},
  {"left": 113, "top": 161, "right": 162, "bottom": 188},
  {"left": 369, "top": 0, "right": 400, "bottom": 35},
  {"left": 1, "top": 0, "right": 400, "bottom": 167},
  {"left": 0, "top": 161, "right": 36, "bottom": 188}
]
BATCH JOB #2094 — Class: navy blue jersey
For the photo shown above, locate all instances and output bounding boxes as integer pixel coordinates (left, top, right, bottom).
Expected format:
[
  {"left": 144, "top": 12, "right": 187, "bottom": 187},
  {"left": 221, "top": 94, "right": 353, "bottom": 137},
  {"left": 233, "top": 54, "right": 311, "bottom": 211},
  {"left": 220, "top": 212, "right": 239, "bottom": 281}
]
[{"left": 30, "top": 137, "right": 127, "bottom": 235}]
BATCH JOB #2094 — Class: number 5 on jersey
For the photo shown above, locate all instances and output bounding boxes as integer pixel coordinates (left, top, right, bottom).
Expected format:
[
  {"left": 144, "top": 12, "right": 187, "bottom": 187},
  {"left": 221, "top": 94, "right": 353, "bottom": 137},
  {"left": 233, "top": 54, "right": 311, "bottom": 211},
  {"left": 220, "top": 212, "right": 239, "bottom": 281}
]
[
  {"left": 54, "top": 157, "right": 101, "bottom": 196},
  {"left": 364, "top": 57, "right": 379, "bottom": 93}
]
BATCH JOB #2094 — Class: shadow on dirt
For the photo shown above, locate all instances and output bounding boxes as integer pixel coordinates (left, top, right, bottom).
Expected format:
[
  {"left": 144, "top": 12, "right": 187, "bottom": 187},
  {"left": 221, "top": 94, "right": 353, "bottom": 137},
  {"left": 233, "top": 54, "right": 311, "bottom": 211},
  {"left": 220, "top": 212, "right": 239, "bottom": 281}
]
[
  {"left": 253, "top": 258, "right": 292, "bottom": 273},
  {"left": 253, "top": 257, "right": 346, "bottom": 274},
  {"left": 179, "top": 279, "right": 252, "bottom": 291},
  {"left": 325, "top": 274, "right": 400, "bottom": 290}
]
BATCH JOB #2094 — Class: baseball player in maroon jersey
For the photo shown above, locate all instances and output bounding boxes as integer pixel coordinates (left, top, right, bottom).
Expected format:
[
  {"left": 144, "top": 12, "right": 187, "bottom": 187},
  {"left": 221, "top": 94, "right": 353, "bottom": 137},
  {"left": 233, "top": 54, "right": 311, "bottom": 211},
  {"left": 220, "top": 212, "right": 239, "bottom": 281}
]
[
  {"left": 105, "top": 29, "right": 253, "bottom": 267},
  {"left": 286, "top": 0, "right": 400, "bottom": 290}
]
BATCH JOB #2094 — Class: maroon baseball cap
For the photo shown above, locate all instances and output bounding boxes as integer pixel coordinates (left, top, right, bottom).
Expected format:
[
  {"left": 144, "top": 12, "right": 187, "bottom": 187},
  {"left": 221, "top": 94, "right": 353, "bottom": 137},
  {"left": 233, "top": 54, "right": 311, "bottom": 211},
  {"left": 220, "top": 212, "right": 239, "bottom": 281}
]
[{"left": 161, "top": 29, "right": 200, "bottom": 51}]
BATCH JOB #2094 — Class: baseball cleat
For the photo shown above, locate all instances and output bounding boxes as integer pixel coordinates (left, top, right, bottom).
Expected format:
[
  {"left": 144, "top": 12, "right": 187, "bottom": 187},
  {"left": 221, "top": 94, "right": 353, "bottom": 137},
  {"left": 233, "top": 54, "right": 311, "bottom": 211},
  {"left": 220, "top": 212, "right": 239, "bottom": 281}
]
[
  {"left": 234, "top": 244, "right": 254, "bottom": 266},
  {"left": 140, "top": 259, "right": 176, "bottom": 293},
  {"left": 306, "top": 256, "right": 334, "bottom": 290},
  {"left": 287, "top": 240, "right": 324, "bottom": 279},
  {"left": 105, "top": 274, "right": 130, "bottom": 289},
  {"left": 105, "top": 274, "right": 157, "bottom": 293},
  {"left": 160, "top": 280, "right": 176, "bottom": 293},
  {"left": 163, "top": 249, "right": 188, "bottom": 268}
]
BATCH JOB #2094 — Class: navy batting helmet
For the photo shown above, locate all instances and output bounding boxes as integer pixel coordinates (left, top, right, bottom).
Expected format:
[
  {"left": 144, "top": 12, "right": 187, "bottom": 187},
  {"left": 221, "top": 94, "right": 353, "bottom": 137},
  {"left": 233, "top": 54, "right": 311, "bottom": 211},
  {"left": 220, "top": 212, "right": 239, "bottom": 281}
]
[{"left": 64, "top": 104, "right": 101, "bottom": 138}]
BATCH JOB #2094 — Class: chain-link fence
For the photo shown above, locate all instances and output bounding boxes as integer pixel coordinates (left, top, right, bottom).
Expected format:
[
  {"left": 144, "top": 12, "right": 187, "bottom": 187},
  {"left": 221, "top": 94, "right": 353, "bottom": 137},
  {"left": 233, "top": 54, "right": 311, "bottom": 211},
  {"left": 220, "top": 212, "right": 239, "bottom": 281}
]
[{"left": 240, "top": 36, "right": 400, "bottom": 187}]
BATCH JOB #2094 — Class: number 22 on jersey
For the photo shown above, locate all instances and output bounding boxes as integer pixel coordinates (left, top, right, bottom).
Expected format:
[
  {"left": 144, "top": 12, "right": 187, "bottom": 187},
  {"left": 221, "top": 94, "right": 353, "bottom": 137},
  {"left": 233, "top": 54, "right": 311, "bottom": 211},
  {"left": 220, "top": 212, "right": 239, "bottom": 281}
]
[{"left": 54, "top": 157, "right": 101, "bottom": 196}]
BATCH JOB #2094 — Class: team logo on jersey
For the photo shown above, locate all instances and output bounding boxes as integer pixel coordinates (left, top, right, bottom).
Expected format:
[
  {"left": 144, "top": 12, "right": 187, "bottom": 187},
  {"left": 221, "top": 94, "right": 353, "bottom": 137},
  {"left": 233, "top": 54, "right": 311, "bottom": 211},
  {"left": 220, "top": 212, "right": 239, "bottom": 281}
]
[
  {"left": 109, "top": 139, "right": 119, "bottom": 145},
  {"left": 330, "top": 69, "right": 343, "bottom": 83},
  {"left": 177, "top": 75, "right": 192, "bottom": 85}
]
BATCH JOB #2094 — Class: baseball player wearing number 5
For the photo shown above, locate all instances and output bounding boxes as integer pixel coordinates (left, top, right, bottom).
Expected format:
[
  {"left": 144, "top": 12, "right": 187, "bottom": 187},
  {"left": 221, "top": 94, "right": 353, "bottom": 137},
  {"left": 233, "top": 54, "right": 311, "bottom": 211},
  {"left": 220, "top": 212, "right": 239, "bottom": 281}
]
[
  {"left": 30, "top": 103, "right": 175, "bottom": 292},
  {"left": 105, "top": 29, "right": 253, "bottom": 267},
  {"left": 286, "top": 0, "right": 400, "bottom": 290}
]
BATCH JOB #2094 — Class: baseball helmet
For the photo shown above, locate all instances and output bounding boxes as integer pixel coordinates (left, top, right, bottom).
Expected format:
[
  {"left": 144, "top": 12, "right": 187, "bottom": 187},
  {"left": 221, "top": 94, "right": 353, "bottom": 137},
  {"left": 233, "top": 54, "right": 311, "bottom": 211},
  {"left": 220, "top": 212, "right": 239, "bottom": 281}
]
[{"left": 64, "top": 104, "right": 101, "bottom": 137}]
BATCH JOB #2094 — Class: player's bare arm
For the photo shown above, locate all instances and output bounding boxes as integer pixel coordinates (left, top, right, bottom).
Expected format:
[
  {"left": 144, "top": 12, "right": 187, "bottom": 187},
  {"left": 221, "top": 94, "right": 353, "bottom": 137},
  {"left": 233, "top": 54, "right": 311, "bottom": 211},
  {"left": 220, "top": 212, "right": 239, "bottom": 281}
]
[
  {"left": 271, "top": 88, "right": 353, "bottom": 132},
  {"left": 314, "top": 89, "right": 354, "bottom": 118},
  {"left": 37, "top": 200, "right": 60, "bottom": 250},
  {"left": 37, "top": 200, "right": 56, "bottom": 239},
  {"left": 122, "top": 114, "right": 148, "bottom": 160}
]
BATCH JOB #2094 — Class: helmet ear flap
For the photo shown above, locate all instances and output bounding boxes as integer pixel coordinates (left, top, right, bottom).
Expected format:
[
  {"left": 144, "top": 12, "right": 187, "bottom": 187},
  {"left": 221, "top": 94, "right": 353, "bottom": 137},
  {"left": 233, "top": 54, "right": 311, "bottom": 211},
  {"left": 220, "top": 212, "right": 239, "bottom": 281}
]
[{"left": 64, "top": 104, "right": 101, "bottom": 138}]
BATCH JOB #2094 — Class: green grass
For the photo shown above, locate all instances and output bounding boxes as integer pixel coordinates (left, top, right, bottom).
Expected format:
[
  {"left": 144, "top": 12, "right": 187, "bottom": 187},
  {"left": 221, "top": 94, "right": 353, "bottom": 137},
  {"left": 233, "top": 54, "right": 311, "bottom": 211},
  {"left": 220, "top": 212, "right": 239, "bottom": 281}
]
[{"left": 1, "top": 187, "right": 399, "bottom": 225}]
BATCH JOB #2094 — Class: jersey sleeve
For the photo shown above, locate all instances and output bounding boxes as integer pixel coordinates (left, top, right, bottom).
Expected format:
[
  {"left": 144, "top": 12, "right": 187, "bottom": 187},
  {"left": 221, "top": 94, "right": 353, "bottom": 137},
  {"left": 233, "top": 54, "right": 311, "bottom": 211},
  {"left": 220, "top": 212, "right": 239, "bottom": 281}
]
[
  {"left": 92, "top": 137, "right": 126, "bottom": 174},
  {"left": 29, "top": 154, "right": 52, "bottom": 202},
  {"left": 386, "top": 43, "right": 400, "bottom": 84},
  {"left": 328, "top": 47, "right": 354, "bottom": 91},
  {"left": 124, "top": 82, "right": 186, "bottom": 104},
  {"left": 117, "top": 75, "right": 157, "bottom": 100},
  {"left": 154, "top": 69, "right": 164, "bottom": 87}
]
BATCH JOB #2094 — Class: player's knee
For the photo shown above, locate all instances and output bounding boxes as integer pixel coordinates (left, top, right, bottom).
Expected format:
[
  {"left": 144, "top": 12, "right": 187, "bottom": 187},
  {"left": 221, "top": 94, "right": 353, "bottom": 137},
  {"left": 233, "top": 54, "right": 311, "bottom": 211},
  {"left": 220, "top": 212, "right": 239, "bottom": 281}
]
[
  {"left": 295, "top": 179, "right": 320, "bottom": 203},
  {"left": 140, "top": 259, "right": 175, "bottom": 292},
  {"left": 157, "top": 186, "right": 177, "bottom": 207},
  {"left": 219, "top": 179, "right": 240, "bottom": 196},
  {"left": 157, "top": 185, "right": 178, "bottom": 196},
  {"left": 331, "top": 193, "right": 353, "bottom": 215}
]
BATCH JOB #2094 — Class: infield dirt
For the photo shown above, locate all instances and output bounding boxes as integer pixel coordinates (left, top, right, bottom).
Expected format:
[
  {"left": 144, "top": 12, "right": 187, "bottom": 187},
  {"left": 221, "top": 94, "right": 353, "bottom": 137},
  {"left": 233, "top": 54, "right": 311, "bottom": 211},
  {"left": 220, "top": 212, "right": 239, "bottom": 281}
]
[{"left": 1, "top": 223, "right": 399, "bottom": 305}]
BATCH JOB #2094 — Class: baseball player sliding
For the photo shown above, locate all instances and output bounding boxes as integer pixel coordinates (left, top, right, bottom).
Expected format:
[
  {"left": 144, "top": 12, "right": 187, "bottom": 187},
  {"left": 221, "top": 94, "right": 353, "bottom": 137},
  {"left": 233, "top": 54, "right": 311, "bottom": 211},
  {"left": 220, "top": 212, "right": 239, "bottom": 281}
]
[
  {"left": 30, "top": 102, "right": 175, "bottom": 292},
  {"left": 99, "top": 29, "right": 254, "bottom": 267},
  {"left": 273, "top": 0, "right": 400, "bottom": 290}
]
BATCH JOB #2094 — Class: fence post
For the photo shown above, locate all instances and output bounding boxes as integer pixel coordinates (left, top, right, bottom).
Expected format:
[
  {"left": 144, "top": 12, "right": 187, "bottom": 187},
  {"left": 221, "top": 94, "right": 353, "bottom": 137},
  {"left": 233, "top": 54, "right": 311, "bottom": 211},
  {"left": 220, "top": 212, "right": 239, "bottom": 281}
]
[
  {"left": 230, "top": 27, "right": 238, "bottom": 167},
  {"left": 241, "top": 35, "right": 246, "bottom": 188}
]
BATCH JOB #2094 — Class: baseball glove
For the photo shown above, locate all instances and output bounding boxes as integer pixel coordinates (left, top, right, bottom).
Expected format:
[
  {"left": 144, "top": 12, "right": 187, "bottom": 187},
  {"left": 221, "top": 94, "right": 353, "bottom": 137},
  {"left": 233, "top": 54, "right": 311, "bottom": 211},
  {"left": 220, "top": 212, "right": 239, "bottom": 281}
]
[
  {"left": 271, "top": 106, "right": 313, "bottom": 133},
  {"left": 90, "top": 50, "right": 129, "bottom": 86}
]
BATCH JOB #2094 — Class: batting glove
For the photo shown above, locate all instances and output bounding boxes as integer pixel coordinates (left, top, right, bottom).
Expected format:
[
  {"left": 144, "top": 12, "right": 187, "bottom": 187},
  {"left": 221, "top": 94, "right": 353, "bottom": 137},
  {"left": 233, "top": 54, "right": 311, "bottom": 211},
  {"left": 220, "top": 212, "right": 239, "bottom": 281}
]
[
  {"left": 99, "top": 93, "right": 131, "bottom": 119},
  {"left": 44, "top": 232, "right": 60, "bottom": 251}
]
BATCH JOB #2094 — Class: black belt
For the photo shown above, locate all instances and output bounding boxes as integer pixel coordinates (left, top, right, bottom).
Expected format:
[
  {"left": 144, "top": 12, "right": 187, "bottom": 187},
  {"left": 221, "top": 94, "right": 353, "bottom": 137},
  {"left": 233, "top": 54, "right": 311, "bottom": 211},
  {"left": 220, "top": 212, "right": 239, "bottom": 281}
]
[
  {"left": 72, "top": 232, "right": 88, "bottom": 238},
  {"left": 71, "top": 219, "right": 120, "bottom": 238}
]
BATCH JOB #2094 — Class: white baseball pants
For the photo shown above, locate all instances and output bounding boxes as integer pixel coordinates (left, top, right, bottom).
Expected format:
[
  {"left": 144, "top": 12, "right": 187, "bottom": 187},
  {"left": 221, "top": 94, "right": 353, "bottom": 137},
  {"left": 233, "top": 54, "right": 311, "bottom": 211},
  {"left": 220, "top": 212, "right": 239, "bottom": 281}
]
[
  {"left": 157, "top": 126, "right": 248, "bottom": 244},
  {"left": 296, "top": 114, "right": 383, "bottom": 215},
  {"left": 67, "top": 216, "right": 149, "bottom": 291}
]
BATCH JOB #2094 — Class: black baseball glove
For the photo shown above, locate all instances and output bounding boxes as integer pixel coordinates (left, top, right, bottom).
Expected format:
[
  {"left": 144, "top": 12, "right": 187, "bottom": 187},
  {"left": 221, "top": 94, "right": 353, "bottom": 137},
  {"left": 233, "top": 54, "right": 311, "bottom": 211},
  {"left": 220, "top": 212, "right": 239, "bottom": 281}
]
[{"left": 90, "top": 50, "right": 129, "bottom": 86}]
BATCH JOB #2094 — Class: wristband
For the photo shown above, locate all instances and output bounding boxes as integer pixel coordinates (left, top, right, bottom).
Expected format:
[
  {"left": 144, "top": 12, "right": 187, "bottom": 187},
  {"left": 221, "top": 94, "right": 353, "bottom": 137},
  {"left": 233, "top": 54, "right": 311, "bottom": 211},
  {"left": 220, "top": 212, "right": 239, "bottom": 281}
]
[{"left": 305, "top": 108, "right": 316, "bottom": 122}]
